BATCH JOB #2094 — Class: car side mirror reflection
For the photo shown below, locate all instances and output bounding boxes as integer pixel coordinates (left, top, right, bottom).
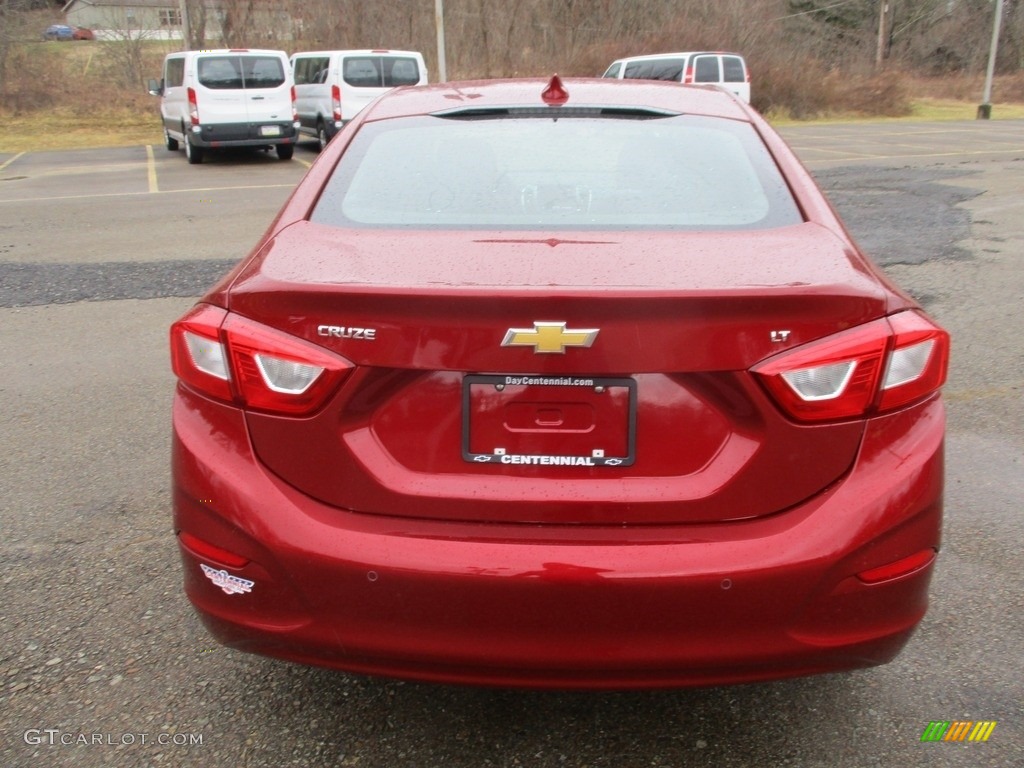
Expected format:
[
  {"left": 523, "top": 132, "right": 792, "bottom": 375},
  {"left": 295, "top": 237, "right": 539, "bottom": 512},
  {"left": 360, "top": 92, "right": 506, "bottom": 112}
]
[{"left": 147, "top": 78, "right": 163, "bottom": 96}]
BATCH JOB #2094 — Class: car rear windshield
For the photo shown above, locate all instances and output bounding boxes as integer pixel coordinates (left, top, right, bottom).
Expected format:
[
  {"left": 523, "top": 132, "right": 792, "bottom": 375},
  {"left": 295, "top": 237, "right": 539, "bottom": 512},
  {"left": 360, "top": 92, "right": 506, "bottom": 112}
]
[
  {"left": 198, "top": 55, "right": 285, "bottom": 89},
  {"left": 311, "top": 114, "right": 802, "bottom": 231}
]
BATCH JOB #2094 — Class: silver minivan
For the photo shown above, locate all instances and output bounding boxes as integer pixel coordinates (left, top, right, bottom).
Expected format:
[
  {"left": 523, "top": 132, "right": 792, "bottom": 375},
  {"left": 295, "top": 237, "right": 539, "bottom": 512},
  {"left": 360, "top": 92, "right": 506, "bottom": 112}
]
[
  {"left": 148, "top": 49, "right": 299, "bottom": 164},
  {"left": 290, "top": 49, "right": 428, "bottom": 150},
  {"left": 602, "top": 52, "right": 750, "bottom": 104}
]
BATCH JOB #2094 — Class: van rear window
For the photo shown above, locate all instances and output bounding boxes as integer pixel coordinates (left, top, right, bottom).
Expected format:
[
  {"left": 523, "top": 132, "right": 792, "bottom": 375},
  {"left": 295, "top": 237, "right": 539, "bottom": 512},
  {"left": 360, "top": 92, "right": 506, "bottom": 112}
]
[
  {"left": 343, "top": 56, "right": 421, "bottom": 87},
  {"left": 723, "top": 56, "right": 746, "bottom": 83},
  {"left": 693, "top": 56, "right": 722, "bottom": 83},
  {"left": 622, "top": 59, "right": 685, "bottom": 82},
  {"left": 198, "top": 56, "right": 285, "bottom": 90}
]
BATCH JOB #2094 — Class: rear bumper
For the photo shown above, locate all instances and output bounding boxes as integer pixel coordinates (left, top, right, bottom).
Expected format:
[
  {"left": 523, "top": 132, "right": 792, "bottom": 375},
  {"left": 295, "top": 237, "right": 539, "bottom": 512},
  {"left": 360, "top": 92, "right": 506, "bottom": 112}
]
[
  {"left": 172, "top": 386, "right": 944, "bottom": 689},
  {"left": 191, "top": 121, "right": 297, "bottom": 147}
]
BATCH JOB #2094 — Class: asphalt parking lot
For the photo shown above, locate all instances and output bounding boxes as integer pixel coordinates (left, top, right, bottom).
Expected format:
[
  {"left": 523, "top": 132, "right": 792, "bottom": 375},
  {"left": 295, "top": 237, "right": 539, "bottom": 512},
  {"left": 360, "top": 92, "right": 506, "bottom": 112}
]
[{"left": 1, "top": 121, "right": 1023, "bottom": 768}]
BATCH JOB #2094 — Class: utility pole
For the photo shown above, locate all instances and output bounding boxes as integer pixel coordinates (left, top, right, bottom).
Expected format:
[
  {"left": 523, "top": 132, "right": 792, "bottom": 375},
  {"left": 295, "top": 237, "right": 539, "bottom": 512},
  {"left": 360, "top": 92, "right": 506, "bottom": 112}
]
[
  {"left": 435, "top": 0, "right": 447, "bottom": 82},
  {"left": 875, "top": 1, "right": 889, "bottom": 69},
  {"left": 978, "top": 0, "right": 1005, "bottom": 119}
]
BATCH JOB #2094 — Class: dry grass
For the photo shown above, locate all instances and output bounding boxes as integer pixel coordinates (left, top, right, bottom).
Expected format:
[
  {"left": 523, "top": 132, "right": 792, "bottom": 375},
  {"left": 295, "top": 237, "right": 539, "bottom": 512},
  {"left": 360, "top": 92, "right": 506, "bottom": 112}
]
[
  {"left": 906, "top": 72, "right": 1024, "bottom": 103},
  {"left": 0, "top": 109, "right": 162, "bottom": 153}
]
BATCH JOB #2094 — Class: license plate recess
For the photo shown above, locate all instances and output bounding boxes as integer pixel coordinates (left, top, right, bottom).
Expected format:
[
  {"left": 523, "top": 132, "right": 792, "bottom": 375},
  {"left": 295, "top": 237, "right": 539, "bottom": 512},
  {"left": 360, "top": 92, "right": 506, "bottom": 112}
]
[{"left": 463, "top": 374, "right": 636, "bottom": 467}]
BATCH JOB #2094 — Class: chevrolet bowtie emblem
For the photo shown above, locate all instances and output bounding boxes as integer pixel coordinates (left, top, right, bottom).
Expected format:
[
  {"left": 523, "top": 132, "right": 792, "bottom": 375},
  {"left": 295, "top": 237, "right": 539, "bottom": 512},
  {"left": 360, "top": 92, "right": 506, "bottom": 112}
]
[{"left": 501, "top": 322, "right": 599, "bottom": 354}]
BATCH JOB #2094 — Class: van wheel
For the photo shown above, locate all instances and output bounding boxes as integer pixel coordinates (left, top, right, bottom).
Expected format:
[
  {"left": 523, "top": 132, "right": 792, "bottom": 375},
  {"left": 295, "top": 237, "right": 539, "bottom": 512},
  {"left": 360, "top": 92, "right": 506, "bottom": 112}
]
[
  {"left": 185, "top": 138, "right": 204, "bottom": 165},
  {"left": 164, "top": 128, "right": 179, "bottom": 151},
  {"left": 316, "top": 121, "right": 328, "bottom": 152},
  {"left": 276, "top": 144, "right": 294, "bottom": 161}
]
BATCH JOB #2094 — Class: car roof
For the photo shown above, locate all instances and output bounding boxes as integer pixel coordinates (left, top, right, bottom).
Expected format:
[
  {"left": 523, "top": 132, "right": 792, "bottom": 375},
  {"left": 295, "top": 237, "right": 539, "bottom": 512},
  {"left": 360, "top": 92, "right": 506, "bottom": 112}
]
[{"left": 360, "top": 77, "right": 752, "bottom": 122}]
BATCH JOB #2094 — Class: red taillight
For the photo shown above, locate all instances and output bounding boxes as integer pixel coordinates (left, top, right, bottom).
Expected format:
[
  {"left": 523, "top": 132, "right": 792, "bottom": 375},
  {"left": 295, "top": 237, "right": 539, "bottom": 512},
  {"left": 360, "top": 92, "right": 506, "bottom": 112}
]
[
  {"left": 171, "top": 304, "right": 232, "bottom": 402},
  {"left": 222, "top": 313, "right": 353, "bottom": 415},
  {"left": 878, "top": 311, "right": 950, "bottom": 411},
  {"left": 331, "top": 84, "right": 341, "bottom": 122},
  {"left": 187, "top": 86, "right": 199, "bottom": 126},
  {"left": 171, "top": 305, "right": 354, "bottom": 415},
  {"left": 683, "top": 66, "right": 694, "bottom": 84},
  {"left": 753, "top": 311, "right": 949, "bottom": 422},
  {"left": 290, "top": 85, "right": 298, "bottom": 122}
]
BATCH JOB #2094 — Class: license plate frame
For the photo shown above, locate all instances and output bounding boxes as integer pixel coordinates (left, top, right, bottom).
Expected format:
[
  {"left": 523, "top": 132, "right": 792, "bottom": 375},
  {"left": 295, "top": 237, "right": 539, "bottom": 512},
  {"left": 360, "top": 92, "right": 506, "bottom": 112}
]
[{"left": 462, "top": 374, "right": 636, "bottom": 467}]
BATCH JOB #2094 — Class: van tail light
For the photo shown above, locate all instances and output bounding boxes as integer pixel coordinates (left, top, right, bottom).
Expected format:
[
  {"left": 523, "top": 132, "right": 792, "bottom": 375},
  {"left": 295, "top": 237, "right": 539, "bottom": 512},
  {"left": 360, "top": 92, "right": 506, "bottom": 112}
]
[
  {"left": 331, "top": 84, "right": 342, "bottom": 123},
  {"left": 187, "top": 87, "right": 200, "bottom": 126},
  {"left": 290, "top": 85, "right": 298, "bottom": 123},
  {"left": 753, "top": 311, "right": 949, "bottom": 422},
  {"left": 683, "top": 66, "right": 694, "bottom": 84},
  {"left": 171, "top": 305, "right": 354, "bottom": 416}
]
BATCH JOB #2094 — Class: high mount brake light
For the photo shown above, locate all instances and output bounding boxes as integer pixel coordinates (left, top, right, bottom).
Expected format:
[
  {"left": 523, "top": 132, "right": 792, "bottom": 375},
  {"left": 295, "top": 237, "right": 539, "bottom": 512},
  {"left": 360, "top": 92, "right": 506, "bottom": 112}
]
[
  {"left": 541, "top": 74, "right": 569, "bottom": 105},
  {"left": 171, "top": 305, "right": 354, "bottom": 415},
  {"left": 753, "top": 311, "right": 949, "bottom": 422}
]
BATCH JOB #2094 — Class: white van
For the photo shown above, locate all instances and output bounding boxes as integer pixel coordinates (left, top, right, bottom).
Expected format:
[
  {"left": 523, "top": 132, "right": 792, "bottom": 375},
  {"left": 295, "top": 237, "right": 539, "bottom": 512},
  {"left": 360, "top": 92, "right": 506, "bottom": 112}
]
[
  {"left": 148, "top": 49, "right": 299, "bottom": 164},
  {"left": 602, "top": 52, "right": 750, "bottom": 104},
  {"left": 290, "top": 49, "right": 428, "bottom": 150}
]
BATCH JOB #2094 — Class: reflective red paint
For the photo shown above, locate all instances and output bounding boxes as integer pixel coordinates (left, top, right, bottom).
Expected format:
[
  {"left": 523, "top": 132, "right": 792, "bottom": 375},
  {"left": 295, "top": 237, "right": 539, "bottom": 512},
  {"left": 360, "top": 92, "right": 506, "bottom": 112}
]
[{"left": 170, "top": 78, "right": 948, "bottom": 688}]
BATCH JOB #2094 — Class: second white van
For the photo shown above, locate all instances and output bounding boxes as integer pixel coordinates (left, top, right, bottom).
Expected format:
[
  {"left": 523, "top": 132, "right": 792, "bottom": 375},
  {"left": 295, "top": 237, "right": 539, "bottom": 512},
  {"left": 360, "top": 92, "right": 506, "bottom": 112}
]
[
  {"left": 602, "top": 52, "right": 751, "bottom": 104},
  {"left": 291, "top": 49, "right": 428, "bottom": 150}
]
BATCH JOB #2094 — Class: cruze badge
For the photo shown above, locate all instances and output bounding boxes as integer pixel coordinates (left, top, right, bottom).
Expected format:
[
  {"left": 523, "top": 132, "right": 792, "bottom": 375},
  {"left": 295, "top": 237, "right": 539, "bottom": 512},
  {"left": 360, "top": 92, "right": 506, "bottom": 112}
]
[
  {"left": 501, "top": 322, "right": 599, "bottom": 354},
  {"left": 317, "top": 325, "right": 376, "bottom": 340}
]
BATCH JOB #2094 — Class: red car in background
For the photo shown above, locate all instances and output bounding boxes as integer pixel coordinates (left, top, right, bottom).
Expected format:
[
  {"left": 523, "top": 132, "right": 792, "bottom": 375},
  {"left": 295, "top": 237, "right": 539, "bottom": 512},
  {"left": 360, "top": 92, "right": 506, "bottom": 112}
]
[
  {"left": 42, "top": 24, "right": 94, "bottom": 40},
  {"left": 170, "top": 76, "right": 949, "bottom": 689}
]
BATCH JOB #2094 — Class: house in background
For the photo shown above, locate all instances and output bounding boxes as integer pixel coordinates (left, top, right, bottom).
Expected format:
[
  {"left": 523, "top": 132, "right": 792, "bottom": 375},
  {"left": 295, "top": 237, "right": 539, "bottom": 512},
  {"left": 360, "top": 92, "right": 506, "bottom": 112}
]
[{"left": 61, "top": 0, "right": 297, "bottom": 43}]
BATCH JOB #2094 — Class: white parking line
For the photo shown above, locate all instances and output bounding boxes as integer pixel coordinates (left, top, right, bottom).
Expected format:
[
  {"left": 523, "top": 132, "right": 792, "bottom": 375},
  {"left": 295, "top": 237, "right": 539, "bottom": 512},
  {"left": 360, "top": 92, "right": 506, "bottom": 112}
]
[
  {"left": 146, "top": 145, "right": 159, "bottom": 193},
  {"left": 0, "top": 152, "right": 25, "bottom": 172},
  {"left": 0, "top": 183, "right": 296, "bottom": 205}
]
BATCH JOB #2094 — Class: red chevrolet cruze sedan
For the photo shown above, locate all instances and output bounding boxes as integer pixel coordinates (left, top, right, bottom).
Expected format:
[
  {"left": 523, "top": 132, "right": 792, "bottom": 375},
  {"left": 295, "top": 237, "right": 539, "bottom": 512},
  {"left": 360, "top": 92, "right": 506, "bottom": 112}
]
[{"left": 170, "top": 76, "right": 949, "bottom": 689}]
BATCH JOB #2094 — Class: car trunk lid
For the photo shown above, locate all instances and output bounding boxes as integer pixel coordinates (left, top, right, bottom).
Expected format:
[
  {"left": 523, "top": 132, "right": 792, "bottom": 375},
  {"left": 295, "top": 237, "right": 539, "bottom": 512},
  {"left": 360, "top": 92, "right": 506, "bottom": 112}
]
[{"left": 226, "top": 221, "right": 889, "bottom": 525}]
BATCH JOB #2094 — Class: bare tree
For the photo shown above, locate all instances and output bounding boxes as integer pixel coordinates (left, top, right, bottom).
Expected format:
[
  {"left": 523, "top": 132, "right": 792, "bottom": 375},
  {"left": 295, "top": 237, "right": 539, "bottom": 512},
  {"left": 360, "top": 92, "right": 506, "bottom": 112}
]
[
  {"left": 183, "top": 0, "right": 209, "bottom": 49},
  {"left": 0, "top": 0, "right": 39, "bottom": 93}
]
